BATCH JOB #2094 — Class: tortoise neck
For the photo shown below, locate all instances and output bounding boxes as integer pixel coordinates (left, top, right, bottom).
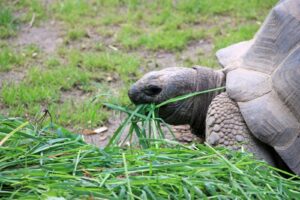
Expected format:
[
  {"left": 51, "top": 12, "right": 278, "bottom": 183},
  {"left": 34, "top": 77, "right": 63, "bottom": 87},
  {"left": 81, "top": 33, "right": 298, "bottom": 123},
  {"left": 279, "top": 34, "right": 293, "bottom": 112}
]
[{"left": 189, "top": 67, "right": 225, "bottom": 137}]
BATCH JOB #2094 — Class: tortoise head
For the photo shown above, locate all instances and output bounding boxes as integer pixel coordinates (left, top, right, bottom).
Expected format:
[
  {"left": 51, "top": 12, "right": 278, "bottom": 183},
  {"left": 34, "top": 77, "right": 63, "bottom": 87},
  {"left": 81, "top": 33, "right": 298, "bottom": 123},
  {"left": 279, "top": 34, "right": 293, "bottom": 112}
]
[{"left": 128, "top": 66, "right": 225, "bottom": 134}]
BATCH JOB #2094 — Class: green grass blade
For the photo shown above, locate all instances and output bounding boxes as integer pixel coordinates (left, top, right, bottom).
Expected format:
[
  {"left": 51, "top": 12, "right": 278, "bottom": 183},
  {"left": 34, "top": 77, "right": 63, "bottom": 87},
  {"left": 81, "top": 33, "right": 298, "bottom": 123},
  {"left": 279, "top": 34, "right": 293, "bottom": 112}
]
[
  {"left": 156, "top": 87, "right": 225, "bottom": 108},
  {"left": 123, "top": 153, "right": 134, "bottom": 200}
]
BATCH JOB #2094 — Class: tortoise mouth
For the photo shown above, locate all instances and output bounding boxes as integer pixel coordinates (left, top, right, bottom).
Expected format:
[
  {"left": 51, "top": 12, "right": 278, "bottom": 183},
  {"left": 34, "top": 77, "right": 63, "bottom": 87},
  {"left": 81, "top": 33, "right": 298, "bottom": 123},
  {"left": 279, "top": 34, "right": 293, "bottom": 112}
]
[
  {"left": 128, "top": 84, "right": 163, "bottom": 105},
  {"left": 157, "top": 102, "right": 191, "bottom": 125},
  {"left": 158, "top": 106, "right": 177, "bottom": 124}
]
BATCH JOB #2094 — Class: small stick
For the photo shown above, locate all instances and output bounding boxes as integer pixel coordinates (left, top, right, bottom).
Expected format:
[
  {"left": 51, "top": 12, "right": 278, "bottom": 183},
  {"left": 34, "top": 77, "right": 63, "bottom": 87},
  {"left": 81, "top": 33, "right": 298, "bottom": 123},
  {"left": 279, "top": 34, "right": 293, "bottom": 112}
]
[{"left": 29, "top": 13, "right": 36, "bottom": 28}]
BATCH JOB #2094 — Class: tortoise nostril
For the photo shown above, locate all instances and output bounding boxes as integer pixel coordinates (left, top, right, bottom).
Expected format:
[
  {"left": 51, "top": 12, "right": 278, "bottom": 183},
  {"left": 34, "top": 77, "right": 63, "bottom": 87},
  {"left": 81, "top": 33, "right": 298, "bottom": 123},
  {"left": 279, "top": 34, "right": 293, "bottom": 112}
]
[{"left": 144, "top": 85, "right": 162, "bottom": 96}]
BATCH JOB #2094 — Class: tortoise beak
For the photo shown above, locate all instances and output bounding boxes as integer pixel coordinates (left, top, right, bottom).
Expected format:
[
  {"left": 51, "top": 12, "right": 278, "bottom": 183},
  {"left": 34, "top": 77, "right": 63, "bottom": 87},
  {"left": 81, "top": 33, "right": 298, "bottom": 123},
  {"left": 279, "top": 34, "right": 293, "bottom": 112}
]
[
  {"left": 128, "top": 85, "right": 140, "bottom": 104},
  {"left": 128, "top": 84, "right": 162, "bottom": 104}
]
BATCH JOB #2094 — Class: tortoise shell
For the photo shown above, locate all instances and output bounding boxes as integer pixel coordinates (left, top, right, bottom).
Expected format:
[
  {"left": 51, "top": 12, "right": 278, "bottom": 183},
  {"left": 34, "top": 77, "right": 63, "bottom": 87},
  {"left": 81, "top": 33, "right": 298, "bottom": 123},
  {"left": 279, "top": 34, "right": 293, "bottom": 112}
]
[{"left": 216, "top": 0, "right": 300, "bottom": 174}]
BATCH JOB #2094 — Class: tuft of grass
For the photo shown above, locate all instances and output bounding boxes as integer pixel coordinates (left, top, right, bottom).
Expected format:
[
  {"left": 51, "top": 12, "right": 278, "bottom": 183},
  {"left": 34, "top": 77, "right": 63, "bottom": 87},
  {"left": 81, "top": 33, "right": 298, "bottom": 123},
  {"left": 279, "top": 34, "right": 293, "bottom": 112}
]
[
  {"left": 1, "top": 65, "right": 88, "bottom": 105},
  {"left": 175, "top": 0, "right": 277, "bottom": 19},
  {"left": 45, "top": 57, "right": 61, "bottom": 68},
  {"left": 52, "top": 0, "right": 93, "bottom": 24},
  {"left": 81, "top": 51, "right": 140, "bottom": 81},
  {"left": 213, "top": 23, "right": 259, "bottom": 51},
  {"left": 49, "top": 100, "right": 109, "bottom": 128},
  {"left": 26, "top": 66, "right": 89, "bottom": 91},
  {"left": 1, "top": 64, "right": 91, "bottom": 123},
  {"left": 66, "top": 28, "right": 87, "bottom": 41},
  {"left": 2, "top": 83, "right": 59, "bottom": 107},
  {"left": 116, "top": 24, "right": 142, "bottom": 49},
  {"left": 0, "top": 116, "right": 299, "bottom": 199},
  {"left": 0, "top": 46, "right": 24, "bottom": 71},
  {"left": 138, "top": 29, "right": 204, "bottom": 51},
  {"left": 15, "top": 0, "right": 46, "bottom": 24},
  {"left": 100, "top": 10, "right": 126, "bottom": 26},
  {"left": 0, "top": 7, "right": 17, "bottom": 38},
  {"left": 0, "top": 44, "right": 42, "bottom": 71}
]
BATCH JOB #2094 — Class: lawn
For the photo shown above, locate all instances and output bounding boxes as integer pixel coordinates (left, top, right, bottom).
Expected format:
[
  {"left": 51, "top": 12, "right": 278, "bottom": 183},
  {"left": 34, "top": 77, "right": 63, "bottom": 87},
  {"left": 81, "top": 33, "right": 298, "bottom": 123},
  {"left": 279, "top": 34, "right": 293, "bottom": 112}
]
[{"left": 0, "top": 0, "right": 277, "bottom": 132}]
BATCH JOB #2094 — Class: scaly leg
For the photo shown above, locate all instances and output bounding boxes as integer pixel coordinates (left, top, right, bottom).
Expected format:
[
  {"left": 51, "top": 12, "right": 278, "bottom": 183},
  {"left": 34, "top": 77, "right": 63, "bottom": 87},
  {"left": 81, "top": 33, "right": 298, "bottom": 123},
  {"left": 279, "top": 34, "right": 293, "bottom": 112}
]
[{"left": 205, "top": 92, "right": 275, "bottom": 166}]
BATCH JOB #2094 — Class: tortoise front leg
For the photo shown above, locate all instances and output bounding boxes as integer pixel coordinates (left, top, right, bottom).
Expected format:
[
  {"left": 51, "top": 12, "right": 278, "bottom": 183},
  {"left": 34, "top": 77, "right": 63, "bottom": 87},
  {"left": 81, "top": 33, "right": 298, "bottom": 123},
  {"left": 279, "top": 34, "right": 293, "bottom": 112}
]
[{"left": 205, "top": 92, "right": 275, "bottom": 166}]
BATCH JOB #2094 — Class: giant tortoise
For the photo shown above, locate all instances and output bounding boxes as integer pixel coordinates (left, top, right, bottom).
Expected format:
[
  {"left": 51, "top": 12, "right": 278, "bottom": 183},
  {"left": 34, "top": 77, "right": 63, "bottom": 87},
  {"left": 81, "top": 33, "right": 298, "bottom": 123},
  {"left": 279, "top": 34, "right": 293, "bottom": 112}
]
[{"left": 128, "top": 0, "right": 300, "bottom": 174}]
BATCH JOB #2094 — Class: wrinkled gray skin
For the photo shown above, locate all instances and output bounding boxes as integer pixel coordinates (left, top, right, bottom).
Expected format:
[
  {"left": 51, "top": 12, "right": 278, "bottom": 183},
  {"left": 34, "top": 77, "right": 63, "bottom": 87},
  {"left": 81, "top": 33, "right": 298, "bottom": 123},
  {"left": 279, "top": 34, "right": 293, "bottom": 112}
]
[
  {"left": 128, "top": 66, "right": 289, "bottom": 171},
  {"left": 129, "top": 66, "right": 225, "bottom": 137}
]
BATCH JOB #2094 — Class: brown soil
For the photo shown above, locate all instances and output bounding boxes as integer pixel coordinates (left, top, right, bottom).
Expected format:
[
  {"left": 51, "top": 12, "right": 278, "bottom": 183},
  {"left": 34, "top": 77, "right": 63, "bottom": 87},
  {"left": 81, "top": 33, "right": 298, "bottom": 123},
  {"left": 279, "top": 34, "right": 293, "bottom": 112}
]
[
  {"left": 16, "top": 21, "right": 63, "bottom": 53},
  {"left": 60, "top": 88, "right": 90, "bottom": 104},
  {"left": 182, "top": 39, "right": 213, "bottom": 62},
  {"left": 0, "top": 69, "right": 26, "bottom": 88},
  {"left": 141, "top": 39, "right": 213, "bottom": 73},
  {"left": 1, "top": 20, "right": 63, "bottom": 90}
]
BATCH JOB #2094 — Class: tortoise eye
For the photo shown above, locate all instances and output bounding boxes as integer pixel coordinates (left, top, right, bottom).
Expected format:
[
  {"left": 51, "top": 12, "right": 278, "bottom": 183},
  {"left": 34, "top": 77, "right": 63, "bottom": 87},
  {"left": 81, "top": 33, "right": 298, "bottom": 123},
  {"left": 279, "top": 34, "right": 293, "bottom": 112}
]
[{"left": 144, "top": 85, "right": 162, "bottom": 96}]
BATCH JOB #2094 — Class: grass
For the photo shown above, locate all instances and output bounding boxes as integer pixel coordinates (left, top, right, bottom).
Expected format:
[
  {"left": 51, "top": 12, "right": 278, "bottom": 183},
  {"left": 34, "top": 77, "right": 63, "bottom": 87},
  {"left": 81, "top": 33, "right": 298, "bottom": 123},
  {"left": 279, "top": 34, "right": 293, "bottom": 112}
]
[
  {"left": 0, "top": 0, "right": 277, "bottom": 130},
  {"left": 0, "top": 7, "right": 17, "bottom": 38},
  {"left": 137, "top": 29, "right": 204, "bottom": 51},
  {"left": 52, "top": 0, "right": 94, "bottom": 24},
  {"left": 2, "top": 0, "right": 46, "bottom": 26},
  {"left": 2, "top": 65, "right": 89, "bottom": 105},
  {"left": 0, "top": 46, "right": 24, "bottom": 71},
  {"left": 0, "top": 43, "right": 41, "bottom": 71},
  {"left": 0, "top": 64, "right": 110, "bottom": 128},
  {"left": 81, "top": 51, "right": 141, "bottom": 81},
  {"left": 49, "top": 100, "right": 109, "bottom": 128},
  {"left": 213, "top": 23, "right": 259, "bottom": 51},
  {"left": 66, "top": 28, "right": 87, "bottom": 41},
  {"left": 0, "top": 116, "right": 300, "bottom": 199}
]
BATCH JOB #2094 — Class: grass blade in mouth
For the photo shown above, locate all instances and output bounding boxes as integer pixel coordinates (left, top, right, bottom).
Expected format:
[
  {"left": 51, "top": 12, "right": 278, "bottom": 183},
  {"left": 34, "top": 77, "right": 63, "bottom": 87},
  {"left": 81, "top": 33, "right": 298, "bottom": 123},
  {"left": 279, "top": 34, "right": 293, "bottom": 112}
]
[
  {"left": 156, "top": 86, "right": 225, "bottom": 108},
  {"left": 104, "top": 103, "right": 148, "bottom": 120},
  {"left": 105, "top": 104, "right": 146, "bottom": 148},
  {"left": 105, "top": 87, "right": 225, "bottom": 148}
]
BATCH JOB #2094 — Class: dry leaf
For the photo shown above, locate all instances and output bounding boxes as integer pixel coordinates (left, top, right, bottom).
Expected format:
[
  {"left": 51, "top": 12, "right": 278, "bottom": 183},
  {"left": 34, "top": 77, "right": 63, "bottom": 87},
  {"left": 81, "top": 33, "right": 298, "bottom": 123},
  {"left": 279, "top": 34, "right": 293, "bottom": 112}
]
[
  {"left": 81, "top": 126, "right": 108, "bottom": 135},
  {"left": 94, "top": 126, "right": 108, "bottom": 134},
  {"left": 81, "top": 129, "right": 96, "bottom": 135}
]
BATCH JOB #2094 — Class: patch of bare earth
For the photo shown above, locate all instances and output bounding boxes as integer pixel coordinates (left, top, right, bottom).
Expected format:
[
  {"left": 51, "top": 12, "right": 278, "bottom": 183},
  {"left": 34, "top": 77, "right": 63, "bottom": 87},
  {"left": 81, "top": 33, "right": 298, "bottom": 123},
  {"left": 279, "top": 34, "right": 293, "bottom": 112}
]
[
  {"left": 16, "top": 21, "right": 63, "bottom": 53},
  {"left": 1, "top": 21, "right": 63, "bottom": 89},
  {"left": 60, "top": 88, "right": 90, "bottom": 104},
  {"left": 0, "top": 70, "right": 26, "bottom": 88},
  {"left": 142, "top": 39, "right": 213, "bottom": 72}
]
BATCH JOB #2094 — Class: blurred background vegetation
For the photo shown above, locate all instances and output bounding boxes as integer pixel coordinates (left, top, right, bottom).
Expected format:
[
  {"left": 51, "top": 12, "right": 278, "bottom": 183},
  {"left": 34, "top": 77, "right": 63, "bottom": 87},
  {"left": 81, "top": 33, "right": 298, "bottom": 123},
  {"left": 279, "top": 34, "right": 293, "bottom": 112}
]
[{"left": 0, "top": 0, "right": 277, "bottom": 130}]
